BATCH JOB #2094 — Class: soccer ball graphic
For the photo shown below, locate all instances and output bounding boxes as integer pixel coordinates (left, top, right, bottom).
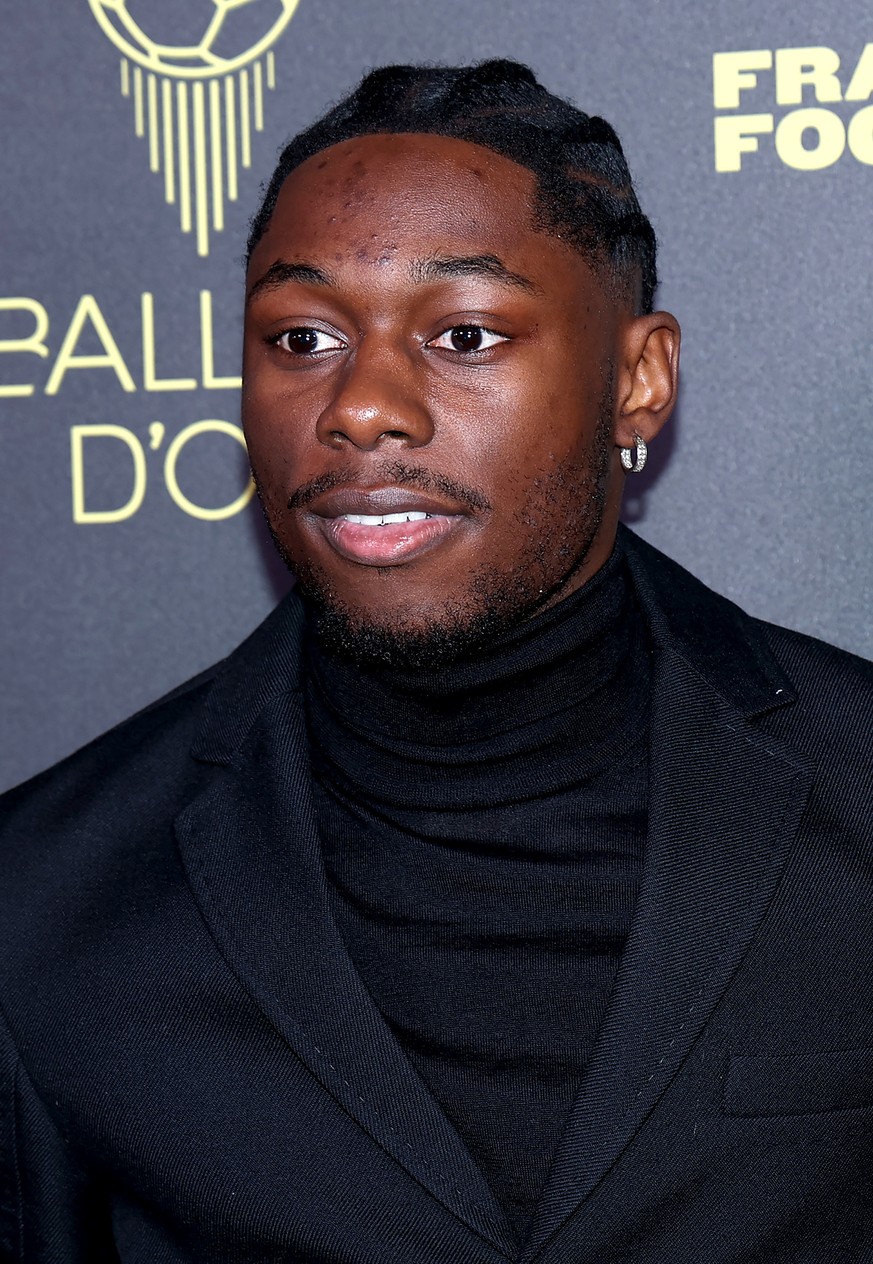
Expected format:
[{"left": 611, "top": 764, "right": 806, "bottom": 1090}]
[{"left": 87, "top": 0, "right": 299, "bottom": 79}]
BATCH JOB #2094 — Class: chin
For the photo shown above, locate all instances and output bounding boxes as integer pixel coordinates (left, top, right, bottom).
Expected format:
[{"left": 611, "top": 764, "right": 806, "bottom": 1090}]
[
  {"left": 295, "top": 573, "right": 502, "bottom": 669},
  {"left": 294, "top": 556, "right": 576, "bottom": 670}
]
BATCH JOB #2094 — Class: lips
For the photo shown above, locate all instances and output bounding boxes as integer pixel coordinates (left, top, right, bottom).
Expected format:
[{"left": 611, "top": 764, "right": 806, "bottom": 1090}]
[{"left": 305, "top": 485, "right": 469, "bottom": 566}]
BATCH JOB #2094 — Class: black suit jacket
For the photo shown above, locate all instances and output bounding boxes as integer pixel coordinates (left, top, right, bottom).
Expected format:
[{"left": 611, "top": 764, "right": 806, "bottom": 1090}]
[{"left": 1, "top": 528, "right": 872, "bottom": 1263}]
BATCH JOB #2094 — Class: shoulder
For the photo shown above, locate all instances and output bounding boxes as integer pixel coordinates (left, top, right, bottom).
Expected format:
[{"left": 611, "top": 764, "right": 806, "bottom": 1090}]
[
  {"left": 0, "top": 660, "right": 219, "bottom": 846},
  {"left": 0, "top": 665, "right": 216, "bottom": 1071},
  {"left": 0, "top": 664, "right": 221, "bottom": 978},
  {"left": 756, "top": 616, "right": 873, "bottom": 690},
  {"left": 0, "top": 586, "right": 307, "bottom": 841},
  {"left": 621, "top": 525, "right": 873, "bottom": 754},
  {"left": 752, "top": 617, "right": 873, "bottom": 763},
  {"left": 0, "top": 589, "right": 302, "bottom": 976}
]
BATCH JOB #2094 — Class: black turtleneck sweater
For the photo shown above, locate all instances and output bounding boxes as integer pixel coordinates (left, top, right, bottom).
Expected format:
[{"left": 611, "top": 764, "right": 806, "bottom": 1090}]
[{"left": 303, "top": 545, "right": 652, "bottom": 1244}]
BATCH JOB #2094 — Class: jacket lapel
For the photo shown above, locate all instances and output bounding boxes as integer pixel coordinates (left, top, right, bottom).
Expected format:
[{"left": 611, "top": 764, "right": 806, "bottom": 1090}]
[
  {"left": 174, "top": 599, "right": 514, "bottom": 1258},
  {"left": 524, "top": 536, "right": 815, "bottom": 1258},
  {"left": 173, "top": 530, "right": 816, "bottom": 1261}
]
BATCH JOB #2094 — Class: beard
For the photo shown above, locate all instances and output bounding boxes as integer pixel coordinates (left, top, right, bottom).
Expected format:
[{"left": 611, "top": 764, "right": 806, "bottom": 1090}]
[{"left": 254, "top": 381, "right": 614, "bottom": 670}]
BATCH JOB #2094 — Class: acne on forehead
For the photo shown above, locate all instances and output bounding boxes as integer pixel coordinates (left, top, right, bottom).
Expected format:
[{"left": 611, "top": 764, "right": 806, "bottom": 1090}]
[
  {"left": 265, "top": 145, "right": 536, "bottom": 261},
  {"left": 248, "top": 134, "right": 606, "bottom": 305}
]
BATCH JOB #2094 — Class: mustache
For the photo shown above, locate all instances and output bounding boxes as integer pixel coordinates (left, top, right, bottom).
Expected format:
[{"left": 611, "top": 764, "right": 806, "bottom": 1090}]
[{"left": 287, "top": 461, "right": 491, "bottom": 513}]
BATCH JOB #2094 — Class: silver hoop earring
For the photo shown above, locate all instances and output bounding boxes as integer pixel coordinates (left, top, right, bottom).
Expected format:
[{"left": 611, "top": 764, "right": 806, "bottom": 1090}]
[{"left": 620, "top": 434, "right": 647, "bottom": 474}]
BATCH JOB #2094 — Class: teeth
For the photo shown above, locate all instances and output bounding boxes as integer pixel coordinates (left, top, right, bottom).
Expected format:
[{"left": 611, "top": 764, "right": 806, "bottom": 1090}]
[{"left": 343, "top": 511, "right": 432, "bottom": 526}]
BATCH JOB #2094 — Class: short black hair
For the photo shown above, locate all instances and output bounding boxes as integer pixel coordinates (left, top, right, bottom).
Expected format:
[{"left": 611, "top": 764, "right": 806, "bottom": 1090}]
[{"left": 247, "top": 59, "right": 657, "bottom": 313}]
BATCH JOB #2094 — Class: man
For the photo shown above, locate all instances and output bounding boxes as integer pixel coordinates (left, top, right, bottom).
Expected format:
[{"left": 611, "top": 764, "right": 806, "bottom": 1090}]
[{"left": 1, "top": 59, "right": 871, "bottom": 1263}]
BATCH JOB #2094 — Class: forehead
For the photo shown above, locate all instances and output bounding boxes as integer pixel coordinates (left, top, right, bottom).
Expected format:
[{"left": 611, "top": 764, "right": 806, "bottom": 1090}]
[{"left": 249, "top": 133, "right": 551, "bottom": 268}]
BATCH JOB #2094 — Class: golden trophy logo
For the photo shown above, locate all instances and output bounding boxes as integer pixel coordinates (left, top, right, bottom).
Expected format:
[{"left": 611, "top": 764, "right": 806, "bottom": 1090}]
[{"left": 88, "top": 0, "right": 300, "bottom": 255}]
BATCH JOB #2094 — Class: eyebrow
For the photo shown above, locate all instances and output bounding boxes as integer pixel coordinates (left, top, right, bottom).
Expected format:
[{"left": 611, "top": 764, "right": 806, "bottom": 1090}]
[
  {"left": 410, "top": 253, "right": 541, "bottom": 294},
  {"left": 246, "top": 260, "right": 334, "bottom": 304},
  {"left": 246, "top": 251, "right": 541, "bottom": 304}
]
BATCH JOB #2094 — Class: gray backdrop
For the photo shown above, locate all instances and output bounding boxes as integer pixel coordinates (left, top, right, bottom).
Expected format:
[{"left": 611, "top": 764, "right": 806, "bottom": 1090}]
[{"left": 2, "top": 0, "right": 871, "bottom": 794}]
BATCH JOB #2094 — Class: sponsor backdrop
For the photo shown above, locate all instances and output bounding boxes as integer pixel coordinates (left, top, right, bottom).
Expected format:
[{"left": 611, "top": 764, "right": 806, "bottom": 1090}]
[{"left": 1, "top": 0, "right": 871, "bottom": 792}]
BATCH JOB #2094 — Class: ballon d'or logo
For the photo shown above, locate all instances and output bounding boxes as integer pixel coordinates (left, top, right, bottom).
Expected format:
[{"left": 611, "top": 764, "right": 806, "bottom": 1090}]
[{"left": 88, "top": 0, "right": 300, "bottom": 256}]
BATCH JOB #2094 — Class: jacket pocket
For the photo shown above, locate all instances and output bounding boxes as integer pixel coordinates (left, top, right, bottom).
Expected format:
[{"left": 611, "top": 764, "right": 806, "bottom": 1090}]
[{"left": 723, "top": 1047, "right": 873, "bottom": 1117}]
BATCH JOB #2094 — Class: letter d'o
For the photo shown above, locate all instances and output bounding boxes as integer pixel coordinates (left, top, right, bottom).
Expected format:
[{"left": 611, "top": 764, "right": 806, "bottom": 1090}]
[{"left": 70, "top": 425, "right": 146, "bottom": 524}]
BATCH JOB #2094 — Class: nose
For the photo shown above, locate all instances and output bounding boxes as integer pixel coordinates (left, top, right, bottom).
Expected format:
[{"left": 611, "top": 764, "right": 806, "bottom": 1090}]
[{"left": 315, "top": 336, "right": 434, "bottom": 451}]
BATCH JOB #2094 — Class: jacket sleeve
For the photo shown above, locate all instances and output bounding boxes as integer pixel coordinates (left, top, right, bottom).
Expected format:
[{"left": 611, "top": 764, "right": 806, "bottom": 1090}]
[{"left": 0, "top": 1011, "right": 118, "bottom": 1264}]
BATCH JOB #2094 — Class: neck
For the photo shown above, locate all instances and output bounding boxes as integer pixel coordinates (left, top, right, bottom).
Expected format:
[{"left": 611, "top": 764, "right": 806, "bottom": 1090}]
[{"left": 303, "top": 538, "right": 651, "bottom": 810}]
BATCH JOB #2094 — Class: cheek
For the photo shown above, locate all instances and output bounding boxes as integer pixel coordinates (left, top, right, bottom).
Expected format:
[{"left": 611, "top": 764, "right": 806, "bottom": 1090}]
[
  {"left": 243, "top": 376, "right": 315, "bottom": 481},
  {"left": 481, "top": 351, "right": 596, "bottom": 455},
  {"left": 243, "top": 415, "right": 288, "bottom": 489},
  {"left": 475, "top": 404, "right": 592, "bottom": 503}
]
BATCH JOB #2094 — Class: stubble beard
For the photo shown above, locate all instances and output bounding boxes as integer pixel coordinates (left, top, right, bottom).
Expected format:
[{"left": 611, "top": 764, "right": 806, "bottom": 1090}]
[{"left": 255, "top": 391, "right": 614, "bottom": 670}]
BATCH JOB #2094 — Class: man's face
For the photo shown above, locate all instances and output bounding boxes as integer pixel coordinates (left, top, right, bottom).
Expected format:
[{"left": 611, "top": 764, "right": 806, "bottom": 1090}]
[{"left": 243, "top": 133, "right": 630, "bottom": 664}]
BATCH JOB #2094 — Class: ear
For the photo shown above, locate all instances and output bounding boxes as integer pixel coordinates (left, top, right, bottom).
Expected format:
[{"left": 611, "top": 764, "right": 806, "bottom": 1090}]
[{"left": 613, "top": 312, "right": 681, "bottom": 450}]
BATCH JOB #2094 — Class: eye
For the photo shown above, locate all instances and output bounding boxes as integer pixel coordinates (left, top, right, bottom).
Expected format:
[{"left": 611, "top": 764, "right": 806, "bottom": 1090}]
[
  {"left": 428, "top": 325, "right": 508, "bottom": 353},
  {"left": 271, "top": 327, "right": 346, "bottom": 355}
]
